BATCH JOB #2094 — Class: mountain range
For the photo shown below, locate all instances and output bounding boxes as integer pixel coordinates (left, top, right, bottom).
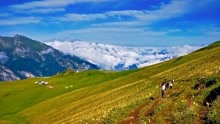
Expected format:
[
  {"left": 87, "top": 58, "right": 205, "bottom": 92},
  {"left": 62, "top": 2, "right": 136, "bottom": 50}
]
[{"left": 0, "top": 35, "right": 98, "bottom": 81}]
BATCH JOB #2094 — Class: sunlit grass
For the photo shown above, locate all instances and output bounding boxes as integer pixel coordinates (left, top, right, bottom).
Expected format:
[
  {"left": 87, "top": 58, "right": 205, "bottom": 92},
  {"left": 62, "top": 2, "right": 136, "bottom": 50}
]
[{"left": 0, "top": 41, "right": 220, "bottom": 123}]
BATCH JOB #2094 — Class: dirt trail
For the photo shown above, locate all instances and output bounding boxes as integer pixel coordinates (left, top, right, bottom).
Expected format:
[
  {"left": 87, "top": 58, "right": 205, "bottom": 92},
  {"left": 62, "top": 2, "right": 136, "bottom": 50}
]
[
  {"left": 119, "top": 97, "right": 162, "bottom": 124},
  {"left": 119, "top": 88, "right": 177, "bottom": 124},
  {"left": 119, "top": 102, "right": 148, "bottom": 124},
  {"left": 147, "top": 103, "right": 172, "bottom": 124},
  {"left": 144, "top": 98, "right": 161, "bottom": 117}
]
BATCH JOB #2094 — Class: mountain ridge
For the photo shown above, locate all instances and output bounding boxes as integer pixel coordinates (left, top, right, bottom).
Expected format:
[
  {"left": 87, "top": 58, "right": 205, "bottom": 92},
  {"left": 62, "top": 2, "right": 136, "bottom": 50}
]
[{"left": 0, "top": 35, "right": 98, "bottom": 81}]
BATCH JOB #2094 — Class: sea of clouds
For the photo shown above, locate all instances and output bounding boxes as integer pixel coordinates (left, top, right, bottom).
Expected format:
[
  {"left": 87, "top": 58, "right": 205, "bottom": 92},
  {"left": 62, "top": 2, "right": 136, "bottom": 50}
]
[{"left": 45, "top": 41, "right": 203, "bottom": 70}]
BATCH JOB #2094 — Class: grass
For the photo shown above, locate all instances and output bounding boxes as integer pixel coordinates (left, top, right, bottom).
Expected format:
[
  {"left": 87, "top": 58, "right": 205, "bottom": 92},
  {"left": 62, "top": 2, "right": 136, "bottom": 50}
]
[
  {"left": 207, "top": 96, "right": 220, "bottom": 123},
  {"left": 0, "top": 41, "right": 220, "bottom": 124},
  {"left": 0, "top": 70, "right": 134, "bottom": 123}
]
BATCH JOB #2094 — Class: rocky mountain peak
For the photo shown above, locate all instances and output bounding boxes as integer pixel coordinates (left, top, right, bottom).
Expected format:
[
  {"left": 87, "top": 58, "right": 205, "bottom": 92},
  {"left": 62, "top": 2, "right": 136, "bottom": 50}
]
[{"left": 0, "top": 35, "right": 98, "bottom": 81}]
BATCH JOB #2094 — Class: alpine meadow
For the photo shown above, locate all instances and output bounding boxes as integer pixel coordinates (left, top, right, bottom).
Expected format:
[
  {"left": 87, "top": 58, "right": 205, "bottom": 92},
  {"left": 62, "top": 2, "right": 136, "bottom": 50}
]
[{"left": 0, "top": 41, "right": 220, "bottom": 124}]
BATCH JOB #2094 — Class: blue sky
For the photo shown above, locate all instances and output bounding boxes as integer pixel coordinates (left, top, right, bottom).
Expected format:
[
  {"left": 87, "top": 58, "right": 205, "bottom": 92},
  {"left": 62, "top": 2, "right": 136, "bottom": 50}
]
[{"left": 0, "top": 0, "right": 220, "bottom": 46}]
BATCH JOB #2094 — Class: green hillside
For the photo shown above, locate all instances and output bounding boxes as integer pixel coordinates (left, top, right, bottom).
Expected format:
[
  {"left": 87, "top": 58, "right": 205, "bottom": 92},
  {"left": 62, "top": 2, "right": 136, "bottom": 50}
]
[{"left": 0, "top": 41, "right": 220, "bottom": 124}]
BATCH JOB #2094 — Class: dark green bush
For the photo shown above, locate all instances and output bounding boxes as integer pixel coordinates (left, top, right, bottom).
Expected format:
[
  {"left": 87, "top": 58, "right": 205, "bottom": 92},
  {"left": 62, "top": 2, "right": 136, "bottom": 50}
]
[
  {"left": 193, "top": 77, "right": 218, "bottom": 90},
  {"left": 203, "top": 86, "right": 220, "bottom": 105},
  {"left": 204, "top": 77, "right": 217, "bottom": 87}
]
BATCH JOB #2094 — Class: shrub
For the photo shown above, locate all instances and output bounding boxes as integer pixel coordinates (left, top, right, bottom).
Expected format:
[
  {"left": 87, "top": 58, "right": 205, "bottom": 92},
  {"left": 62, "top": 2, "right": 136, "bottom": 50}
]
[
  {"left": 193, "top": 77, "right": 218, "bottom": 90},
  {"left": 193, "top": 83, "right": 200, "bottom": 90},
  {"left": 203, "top": 86, "right": 220, "bottom": 105},
  {"left": 207, "top": 96, "right": 220, "bottom": 123},
  {"left": 204, "top": 77, "right": 217, "bottom": 87}
]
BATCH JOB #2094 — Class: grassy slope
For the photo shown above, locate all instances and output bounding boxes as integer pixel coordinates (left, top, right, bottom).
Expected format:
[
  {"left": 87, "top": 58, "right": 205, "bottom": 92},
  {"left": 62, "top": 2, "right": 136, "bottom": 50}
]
[
  {"left": 0, "top": 70, "right": 134, "bottom": 123},
  {"left": 0, "top": 41, "right": 220, "bottom": 124}
]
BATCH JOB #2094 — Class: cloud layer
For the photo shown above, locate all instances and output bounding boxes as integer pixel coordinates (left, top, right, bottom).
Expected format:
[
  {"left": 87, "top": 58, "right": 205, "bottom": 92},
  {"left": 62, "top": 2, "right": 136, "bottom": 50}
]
[{"left": 46, "top": 41, "right": 202, "bottom": 70}]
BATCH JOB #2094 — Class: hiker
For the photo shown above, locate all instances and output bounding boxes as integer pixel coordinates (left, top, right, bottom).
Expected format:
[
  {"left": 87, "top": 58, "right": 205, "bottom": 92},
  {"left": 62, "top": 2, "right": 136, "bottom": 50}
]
[
  {"left": 169, "top": 79, "right": 174, "bottom": 89},
  {"left": 161, "top": 81, "right": 166, "bottom": 98}
]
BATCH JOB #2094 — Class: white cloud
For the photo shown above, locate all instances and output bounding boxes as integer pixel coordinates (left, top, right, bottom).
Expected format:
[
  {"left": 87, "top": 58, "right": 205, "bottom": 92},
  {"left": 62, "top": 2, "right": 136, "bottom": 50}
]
[
  {"left": 57, "top": 27, "right": 142, "bottom": 34},
  {"left": 56, "top": 13, "right": 108, "bottom": 22},
  {"left": 94, "top": 0, "right": 191, "bottom": 26},
  {"left": 203, "top": 26, "right": 220, "bottom": 36},
  {"left": 19, "top": 71, "right": 35, "bottom": 78},
  {"left": 7, "top": 0, "right": 116, "bottom": 15},
  {"left": 142, "top": 0, "right": 190, "bottom": 20},
  {"left": 40, "top": 48, "right": 54, "bottom": 55},
  {"left": 0, "top": 17, "right": 41, "bottom": 25},
  {"left": 51, "top": 0, "right": 192, "bottom": 24},
  {"left": 51, "top": 0, "right": 192, "bottom": 38},
  {"left": 206, "top": 31, "right": 220, "bottom": 36},
  {"left": 52, "top": 27, "right": 168, "bottom": 46},
  {"left": 19, "top": 8, "right": 65, "bottom": 14},
  {"left": 0, "top": 12, "right": 10, "bottom": 17},
  {"left": 106, "top": 10, "right": 144, "bottom": 17},
  {"left": 10, "top": 0, "right": 116, "bottom": 10},
  {"left": 0, "top": 52, "right": 9, "bottom": 64},
  {"left": 55, "top": 27, "right": 166, "bottom": 38},
  {"left": 97, "top": 0, "right": 219, "bottom": 28},
  {"left": 45, "top": 40, "right": 202, "bottom": 70}
]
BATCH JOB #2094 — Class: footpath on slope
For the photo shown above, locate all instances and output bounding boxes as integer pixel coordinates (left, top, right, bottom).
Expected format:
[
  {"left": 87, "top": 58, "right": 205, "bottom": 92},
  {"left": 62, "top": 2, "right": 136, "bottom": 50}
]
[
  {"left": 119, "top": 96, "right": 163, "bottom": 124},
  {"left": 119, "top": 85, "right": 186, "bottom": 124},
  {"left": 119, "top": 81, "right": 217, "bottom": 124}
]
